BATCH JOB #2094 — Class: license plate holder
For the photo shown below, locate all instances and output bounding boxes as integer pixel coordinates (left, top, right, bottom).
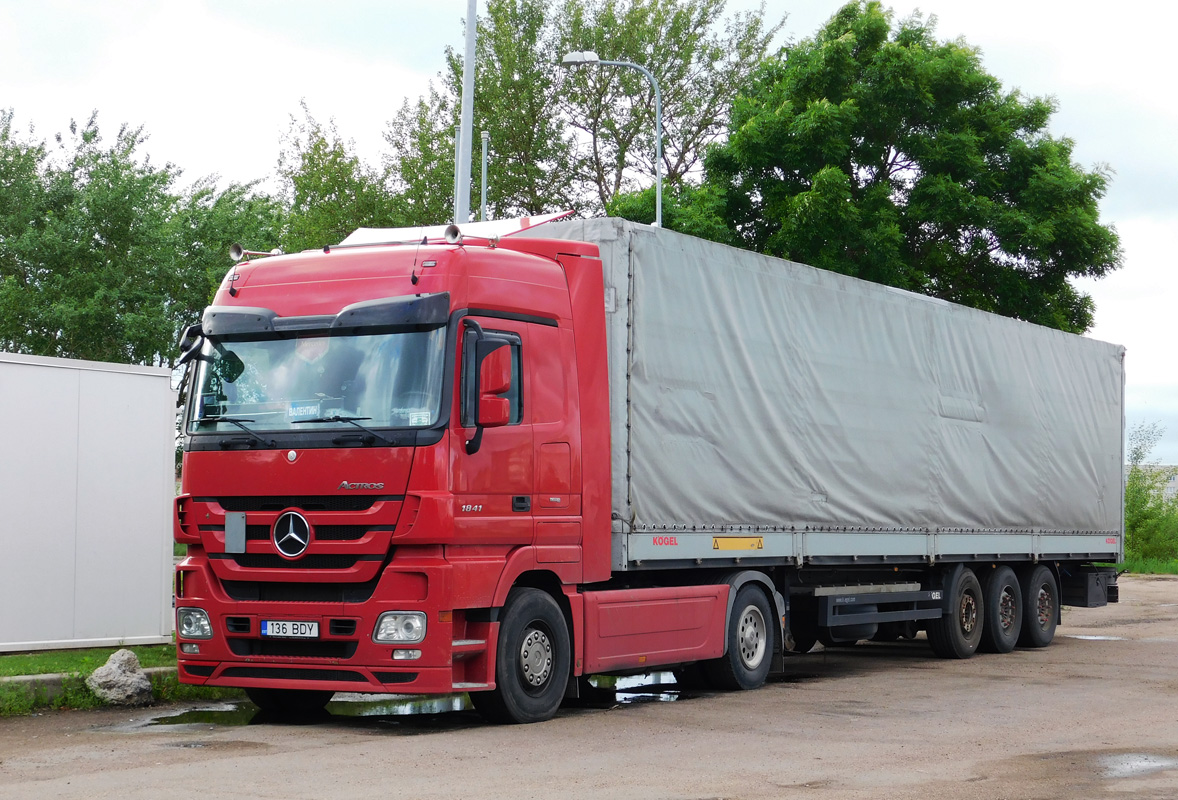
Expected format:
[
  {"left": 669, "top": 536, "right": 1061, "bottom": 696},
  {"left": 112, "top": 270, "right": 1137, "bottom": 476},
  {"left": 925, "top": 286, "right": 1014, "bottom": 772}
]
[{"left": 261, "top": 620, "right": 319, "bottom": 639}]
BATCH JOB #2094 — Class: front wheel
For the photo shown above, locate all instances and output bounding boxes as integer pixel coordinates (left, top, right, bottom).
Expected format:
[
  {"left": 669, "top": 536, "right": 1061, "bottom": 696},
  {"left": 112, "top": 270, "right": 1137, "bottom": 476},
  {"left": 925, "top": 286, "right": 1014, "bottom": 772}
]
[
  {"left": 1017, "top": 565, "right": 1058, "bottom": 648},
  {"left": 470, "top": 588, "right": 571, "bottom": 724},
  {"left": 927, "top": 567, "right": 984, "bottom": 659},
  {"left": 705, "top": 585, "right": 775, "bottom": 690}
]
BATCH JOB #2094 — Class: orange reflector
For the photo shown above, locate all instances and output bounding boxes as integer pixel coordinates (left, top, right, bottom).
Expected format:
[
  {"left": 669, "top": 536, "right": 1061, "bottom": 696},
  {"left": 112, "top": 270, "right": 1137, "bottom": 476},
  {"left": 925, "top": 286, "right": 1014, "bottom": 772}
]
[{"left": 438, "top": 610, "right": 453, "bottom": 623}]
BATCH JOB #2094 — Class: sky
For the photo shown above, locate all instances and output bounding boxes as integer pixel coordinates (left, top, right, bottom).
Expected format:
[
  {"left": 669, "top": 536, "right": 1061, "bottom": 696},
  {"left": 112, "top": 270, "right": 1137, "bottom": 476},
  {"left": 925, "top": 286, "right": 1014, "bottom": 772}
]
[{"left": 1, "top": 0, "right": 1175, "bottom": 460}]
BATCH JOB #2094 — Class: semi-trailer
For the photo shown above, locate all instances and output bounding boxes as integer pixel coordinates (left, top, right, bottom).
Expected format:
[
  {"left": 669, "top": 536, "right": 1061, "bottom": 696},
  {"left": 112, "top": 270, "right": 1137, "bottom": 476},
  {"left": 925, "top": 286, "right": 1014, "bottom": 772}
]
[{"left": 174, "top": 216, "right": 1122, "bottom": 722}]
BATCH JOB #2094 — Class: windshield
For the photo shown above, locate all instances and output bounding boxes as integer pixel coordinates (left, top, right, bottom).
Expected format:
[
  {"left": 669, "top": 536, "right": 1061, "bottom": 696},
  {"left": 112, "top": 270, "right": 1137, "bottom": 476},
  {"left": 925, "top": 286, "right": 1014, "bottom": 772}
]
[{"left": 188, "top": 327, "right": 446, "bottom": 434}]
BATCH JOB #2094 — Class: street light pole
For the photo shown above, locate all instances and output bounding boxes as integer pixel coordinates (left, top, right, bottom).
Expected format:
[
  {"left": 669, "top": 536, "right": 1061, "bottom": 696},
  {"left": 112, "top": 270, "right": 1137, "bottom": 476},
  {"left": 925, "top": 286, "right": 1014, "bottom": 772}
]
[{"left": 561, "top": 50, "right": 662, "bottom": 228}]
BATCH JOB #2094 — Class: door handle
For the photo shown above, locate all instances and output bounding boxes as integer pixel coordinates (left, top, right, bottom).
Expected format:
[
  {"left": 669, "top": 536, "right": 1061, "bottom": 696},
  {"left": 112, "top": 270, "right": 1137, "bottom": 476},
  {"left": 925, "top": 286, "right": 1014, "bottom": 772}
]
[{"left": 512, "top": 495, "right": 531, "bottom": 512}]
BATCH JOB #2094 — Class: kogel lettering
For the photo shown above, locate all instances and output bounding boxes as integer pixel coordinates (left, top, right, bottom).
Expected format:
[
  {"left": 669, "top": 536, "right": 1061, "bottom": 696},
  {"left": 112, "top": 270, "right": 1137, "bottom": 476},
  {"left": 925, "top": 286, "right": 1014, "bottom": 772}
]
[{"left": 652, "top": 535, "right": 679, "bottom": 546}]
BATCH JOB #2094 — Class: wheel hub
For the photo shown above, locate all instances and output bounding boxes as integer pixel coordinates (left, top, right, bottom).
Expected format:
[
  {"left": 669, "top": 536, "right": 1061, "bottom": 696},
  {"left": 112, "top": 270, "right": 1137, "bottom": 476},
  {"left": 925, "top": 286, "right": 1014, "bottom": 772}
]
[
  {"left": 999, "top": 587, "right": 1017, "bottom": 632},
  {"left": 520, "top": 627, "right": 553, "bottom": 687},
  {"left": 738, "top": 605, "right": 767, "bottom": 668},
  {"left": 960, "top": 594, "right": 978, "bottom": 635},
  {"left": 1036, "top": 586, "right": 1053, "bottom": 628}
]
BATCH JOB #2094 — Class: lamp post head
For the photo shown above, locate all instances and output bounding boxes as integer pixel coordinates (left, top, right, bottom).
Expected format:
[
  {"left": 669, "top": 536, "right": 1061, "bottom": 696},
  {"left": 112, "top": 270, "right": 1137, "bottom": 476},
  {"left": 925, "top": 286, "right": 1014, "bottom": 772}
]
[{"left": 561, "top": 50, "right": 601, "bottom": 67}]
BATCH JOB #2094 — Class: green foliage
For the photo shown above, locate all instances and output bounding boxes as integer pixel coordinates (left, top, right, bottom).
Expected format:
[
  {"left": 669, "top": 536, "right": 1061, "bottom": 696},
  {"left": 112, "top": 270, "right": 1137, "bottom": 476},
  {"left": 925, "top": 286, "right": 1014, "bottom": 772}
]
[
  {"left": 0, "top": 110, "right": 285, "bottom": 367},
  {"left": 279, "top": 103, "right": 404, "bottom": 252},
  {"left": 694, "top": 1, "right": 1121, "bottom": 333},
  {"left": 0, "top": 644, "right": 177, "bottom": 678},
  {"left": 1114, "top": 557, "right": 1178, "bottom": 576},
  {"left": 383, "top": 0, "right": 780, "bottom": 220},
  {"left": 1124, "top": 422, "right": 1178, "bottom": 561},
  {"left": 447, "top": 0, "right": 577, "bottom": 218},
  {"left": 558, "top": 0, "right": 782, "bottom": 211},
  {"left": 385, "top": 88, "right": 460, "bottom": 225},
  {"left": 607, "top": 182, "right": 740, "bottom": 245}
]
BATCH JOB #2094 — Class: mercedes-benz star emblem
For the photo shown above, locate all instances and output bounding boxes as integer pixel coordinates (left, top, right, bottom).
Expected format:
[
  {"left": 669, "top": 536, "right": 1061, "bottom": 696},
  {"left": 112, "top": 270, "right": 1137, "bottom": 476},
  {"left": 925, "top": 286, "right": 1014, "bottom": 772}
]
[{"left": 273, "top": 511, "right": 311, "bottom": 558}]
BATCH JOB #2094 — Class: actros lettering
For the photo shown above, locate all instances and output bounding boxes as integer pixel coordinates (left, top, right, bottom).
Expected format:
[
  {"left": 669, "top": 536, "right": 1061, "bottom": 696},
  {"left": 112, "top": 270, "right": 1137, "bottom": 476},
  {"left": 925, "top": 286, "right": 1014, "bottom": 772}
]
[{"left": 338, "top": 481, "right": 385, "bottom": 490}]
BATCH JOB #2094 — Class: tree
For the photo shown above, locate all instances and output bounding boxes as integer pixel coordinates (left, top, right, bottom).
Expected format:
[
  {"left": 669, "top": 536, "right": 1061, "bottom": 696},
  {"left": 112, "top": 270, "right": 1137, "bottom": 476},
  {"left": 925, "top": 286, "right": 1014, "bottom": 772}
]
[
  {"left": 382, "top": 0, "right": 780, "bottom": 220},
  {"left": 384, "top": 87, "right": 459, "bottom": 226},
  {"left": 0, "top": 112, "right": 182, "bottom": 365},
  {"left": 1124, "top": 423, "right": 1178, "bottom": 562},
  {"left": 693, "top": 1, "right": 1121, "bottom": 333},
  {"left": 445, "top": 0, "right": 578, "bottom": 218},
  {"left": 279, "top": 104, "right": 403, "bottom": 252},
  {"left": 168, "top": 178, "right": 287, "bottom": 311},
  {"left": 557, "top": 0, "right": 782, "bottom": 211}
]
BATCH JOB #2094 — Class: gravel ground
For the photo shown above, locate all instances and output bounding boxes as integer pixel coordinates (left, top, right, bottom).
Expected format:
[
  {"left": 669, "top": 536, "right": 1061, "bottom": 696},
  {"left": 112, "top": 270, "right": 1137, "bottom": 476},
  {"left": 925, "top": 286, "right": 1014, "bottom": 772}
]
[{"left": 1, "top": 574, "right": 1175, "bottom": 800}]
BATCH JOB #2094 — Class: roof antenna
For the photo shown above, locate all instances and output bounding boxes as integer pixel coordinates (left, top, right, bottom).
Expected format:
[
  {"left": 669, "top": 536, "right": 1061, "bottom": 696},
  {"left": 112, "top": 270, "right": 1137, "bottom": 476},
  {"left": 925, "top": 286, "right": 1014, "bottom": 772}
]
[{"left": 411, "top": 233, "right": 428, "bottom": 285}]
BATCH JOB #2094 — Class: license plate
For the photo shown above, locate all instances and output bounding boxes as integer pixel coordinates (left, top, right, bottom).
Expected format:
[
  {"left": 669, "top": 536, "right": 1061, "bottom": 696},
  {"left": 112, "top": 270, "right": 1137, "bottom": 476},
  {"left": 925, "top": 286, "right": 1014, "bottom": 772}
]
[{"left": 261, "top": 620, "right": 319, "bottom": 638}]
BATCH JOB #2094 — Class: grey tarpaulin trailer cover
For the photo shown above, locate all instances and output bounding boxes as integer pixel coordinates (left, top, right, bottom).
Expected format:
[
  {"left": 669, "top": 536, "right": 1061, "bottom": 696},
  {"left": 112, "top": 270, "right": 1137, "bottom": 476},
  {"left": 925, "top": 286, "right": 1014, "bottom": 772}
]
[{"left": 522, "top": 218, "right": 1124, "bottom": 570}]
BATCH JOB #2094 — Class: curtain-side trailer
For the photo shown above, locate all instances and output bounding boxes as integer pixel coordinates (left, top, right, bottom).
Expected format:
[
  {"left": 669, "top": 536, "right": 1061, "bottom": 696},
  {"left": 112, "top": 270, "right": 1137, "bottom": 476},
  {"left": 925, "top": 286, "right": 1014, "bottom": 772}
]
[{"left": 174, "top": 217, "right": 1121, "bottom": 723}]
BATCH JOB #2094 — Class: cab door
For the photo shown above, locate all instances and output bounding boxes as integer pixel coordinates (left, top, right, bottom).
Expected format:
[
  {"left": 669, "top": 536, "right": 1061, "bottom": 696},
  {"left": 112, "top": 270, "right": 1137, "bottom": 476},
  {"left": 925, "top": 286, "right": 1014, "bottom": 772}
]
[{"left": 449, "top": 317, "right": 533, "bottom": 545}]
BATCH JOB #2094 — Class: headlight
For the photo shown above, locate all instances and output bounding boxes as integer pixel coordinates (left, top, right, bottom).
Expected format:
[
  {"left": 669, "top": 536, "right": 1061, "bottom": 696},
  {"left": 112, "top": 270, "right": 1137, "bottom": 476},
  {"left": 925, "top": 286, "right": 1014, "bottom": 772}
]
[
  {"left": 373, "top": 611, "right": 426, "bottom": 644},
  {"left": 177, "top": 607, "right": 213, "bottom": 639}
]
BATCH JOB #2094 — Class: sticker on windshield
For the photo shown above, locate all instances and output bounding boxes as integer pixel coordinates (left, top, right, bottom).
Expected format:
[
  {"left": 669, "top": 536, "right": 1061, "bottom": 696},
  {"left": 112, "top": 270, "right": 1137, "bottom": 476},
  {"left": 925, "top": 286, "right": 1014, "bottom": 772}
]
[
  {"left": 409, "top": 412, "right": 431, "bottom": 426},
  {"left": 288, "top": 400, "right": 322, "bottom": 421}
]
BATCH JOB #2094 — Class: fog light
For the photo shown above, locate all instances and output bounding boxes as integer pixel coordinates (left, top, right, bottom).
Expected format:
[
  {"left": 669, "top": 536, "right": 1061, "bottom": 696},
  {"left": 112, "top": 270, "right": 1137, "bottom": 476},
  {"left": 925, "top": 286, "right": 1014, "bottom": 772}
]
[
  {"left": 373, "top": 611, "right": 426, "bottom": 644},
  {"left": 180, "top": 643, "right": 201, "bottom": 655},
  {"left": 393, "top": 649, "right": 422, "bottom": 660},
  {"left": 177, "top": 607, "right": 213, "bottom": 639}
]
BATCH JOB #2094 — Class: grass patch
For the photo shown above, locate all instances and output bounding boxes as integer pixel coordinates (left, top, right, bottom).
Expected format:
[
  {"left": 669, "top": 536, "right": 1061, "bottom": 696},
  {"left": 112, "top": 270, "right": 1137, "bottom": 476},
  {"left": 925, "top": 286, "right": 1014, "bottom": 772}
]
[
  {"left": 0, "top": 644, "right": 176, "bottom": 678},
  {"left": 0, "top": 643, "right": 245, "bottom": 716},
  {"left": 1116, "top": 557, "right": 1178, "bottom": 575},
  {"left": 174, "top": 542, "right": 187, "bottom": 558}
]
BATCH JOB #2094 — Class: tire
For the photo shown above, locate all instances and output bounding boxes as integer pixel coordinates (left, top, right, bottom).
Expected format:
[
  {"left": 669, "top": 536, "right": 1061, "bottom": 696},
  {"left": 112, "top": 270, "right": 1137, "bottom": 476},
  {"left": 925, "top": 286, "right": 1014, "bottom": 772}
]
[
  {"left": 470, "top": 588, "right": 571, "bottom": 724},
  {"left": 979, "top": 566, "right": 1022, "bottom": 653},
  {"left": 245, "top": 688, "right": 333, "bottom": 716},
  {"left": 1017, "top": 565, "right": 1059, "bottom": 648},
  {"left": 927, "top": 567, "right": 984, "bottom": 659},
  {"left": 705, "top": 585, "right": 775, "bottom": 690}
]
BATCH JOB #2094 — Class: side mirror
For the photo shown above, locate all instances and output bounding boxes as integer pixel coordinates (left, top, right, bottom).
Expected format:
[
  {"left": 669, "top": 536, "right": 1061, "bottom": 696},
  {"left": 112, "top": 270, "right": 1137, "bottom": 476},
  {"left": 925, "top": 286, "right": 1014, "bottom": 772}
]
[{"left": 476, "top": 344, "right": 512, "bottom": 427}]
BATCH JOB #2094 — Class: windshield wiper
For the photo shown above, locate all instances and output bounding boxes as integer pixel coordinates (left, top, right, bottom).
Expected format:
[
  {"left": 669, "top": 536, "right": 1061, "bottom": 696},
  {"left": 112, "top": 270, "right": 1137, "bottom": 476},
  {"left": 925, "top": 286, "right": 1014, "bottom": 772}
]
[
  {"left": 196, "top": 416, "right": 276, "bottom": 448},
  {"left": 291, "top": 415, "right": 394, "bottom": 446}
]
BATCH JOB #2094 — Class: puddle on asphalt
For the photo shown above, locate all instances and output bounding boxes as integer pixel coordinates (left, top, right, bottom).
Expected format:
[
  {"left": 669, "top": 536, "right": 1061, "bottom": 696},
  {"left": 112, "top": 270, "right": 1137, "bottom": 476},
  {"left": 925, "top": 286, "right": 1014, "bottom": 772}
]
[
  {"left": 1100, "top": 753, "right": 1178, "bottom": 779},
  {"left": 148, "top": 671, "right": 688, "bottom": 728},
  {"left": 1064, "top": 635, "right": 1125, "bottom": 641}
]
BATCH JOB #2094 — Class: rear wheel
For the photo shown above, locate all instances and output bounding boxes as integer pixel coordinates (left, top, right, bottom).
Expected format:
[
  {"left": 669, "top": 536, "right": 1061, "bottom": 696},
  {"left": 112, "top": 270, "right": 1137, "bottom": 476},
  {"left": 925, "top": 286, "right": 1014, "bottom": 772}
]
[
  {"left": 1017, "top": 565, "right": 1058, "bottom": 648},
  {"left": 245, "top": 688, "right": 333, "bottom": 716},
  {"left": 927, "top": 567, "right": 984, "bottom": 659},
  {"left": 705, "top": 585, "right": 775, "bottom": 690},
  {"left": 470, "top": 588, "right": 570, "bottom": 724},
  {"left": 980, "top": 566, "right": 1022, "bottom": 653}
]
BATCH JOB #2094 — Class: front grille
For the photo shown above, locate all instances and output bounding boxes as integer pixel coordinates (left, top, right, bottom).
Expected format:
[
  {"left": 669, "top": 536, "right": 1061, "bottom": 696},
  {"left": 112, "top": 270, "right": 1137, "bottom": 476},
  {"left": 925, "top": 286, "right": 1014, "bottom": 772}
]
[
  {"left": 221, "top": 579, "right": 380, "bottom": 603},
  {"left": 315, "top": 526, "right": 374, "bottom": 541},
  {"left": 226, "top": 617, "right": 251, "bottom": 633},
  {"left": 372, "top": 672, "right": 418, "bottom": 684},
  {"left": 209, "top": 496, "right": 393, "bottom": 512},
  {"left": 221, "top": 667, "right": 369, "bottom": 682},
  {"left": 226, "top": 554, "right": 369, "bottom": 570},
  {"left": 183, "top": 664, "right": 215, "bottom": 677},
  {"left": 239, "top": 525, "right": 372, "bottom": 542},
  {"left": 228, "top": 639, "right": 358, "bottom": 659}
]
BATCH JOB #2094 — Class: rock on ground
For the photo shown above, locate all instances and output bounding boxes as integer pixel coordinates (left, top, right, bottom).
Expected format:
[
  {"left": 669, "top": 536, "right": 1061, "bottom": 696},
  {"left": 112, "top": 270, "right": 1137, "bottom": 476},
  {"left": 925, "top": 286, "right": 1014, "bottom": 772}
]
[{"left": 85, "top": 649, "right": 153, "bottom": 706}]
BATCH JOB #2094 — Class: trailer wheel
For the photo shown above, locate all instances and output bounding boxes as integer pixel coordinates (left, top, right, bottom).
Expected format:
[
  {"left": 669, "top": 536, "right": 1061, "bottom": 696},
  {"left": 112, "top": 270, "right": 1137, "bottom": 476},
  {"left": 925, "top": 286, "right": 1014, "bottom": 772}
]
[
  {"left": 706, "top": 585, "right": 774, "bottom": 690},
  {"left": 1017, "top": 565, "right": 1058, "bottom": 648},
  {"left": 980, "top": 566, "right": 1022, "bottom": 653},
  {"left": 470, "top": 588, "right": 570, "bottom": 724},
  {"left": 927, "top": 567, "right": 984, "bottom": 659},
  {"left": 245, "top": 688, "right": 333, "bottom": 716}
]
